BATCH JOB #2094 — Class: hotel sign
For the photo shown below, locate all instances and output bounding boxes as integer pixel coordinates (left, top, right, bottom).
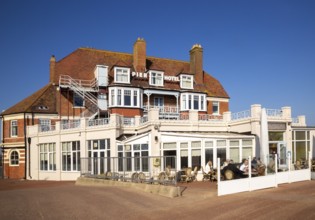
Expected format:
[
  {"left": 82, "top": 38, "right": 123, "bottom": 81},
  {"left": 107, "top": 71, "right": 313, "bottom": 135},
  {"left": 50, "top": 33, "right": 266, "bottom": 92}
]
[{"left": 131, "top": 71, "right": 180, "bottom": 82}]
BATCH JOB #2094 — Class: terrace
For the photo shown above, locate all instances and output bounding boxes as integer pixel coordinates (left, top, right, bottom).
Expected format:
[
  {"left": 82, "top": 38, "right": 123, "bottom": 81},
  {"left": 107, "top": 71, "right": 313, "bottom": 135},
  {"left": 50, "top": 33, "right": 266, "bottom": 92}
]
[{"left": 28, "top": 104, "right": 306, "bottom": 136}]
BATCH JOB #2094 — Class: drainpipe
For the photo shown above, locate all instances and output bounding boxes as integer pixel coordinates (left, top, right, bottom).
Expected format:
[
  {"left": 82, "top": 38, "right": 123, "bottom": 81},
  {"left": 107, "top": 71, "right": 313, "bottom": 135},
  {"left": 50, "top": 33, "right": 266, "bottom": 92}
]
[
  {"left": 28, "top": 137, "right": 32, "bottom": 179},
  {"left": 24, "top": 113, "right": 27, "bottom": 179},
  {"left": 0, "top": 115, "right": 4, "bottom": 179}
]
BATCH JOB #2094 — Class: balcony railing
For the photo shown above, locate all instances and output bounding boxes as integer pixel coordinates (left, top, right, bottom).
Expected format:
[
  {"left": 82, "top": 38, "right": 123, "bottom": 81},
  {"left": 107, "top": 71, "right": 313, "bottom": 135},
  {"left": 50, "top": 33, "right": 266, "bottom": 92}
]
[
  {"left": 88, "top": 118, "right": 109, "bottom": 127},
  {"left": 39, "top": 125, "right": 56, "bottom": 132},
  {"left": 122, "top": 117, "right": 135, "bottom": 126},
  {"left": 61, "top": 121, "right": 81, "bottom": 130},
  {"left": 144, "top": 105, "right": 178, "bottom": 113},
  {"left": 266, "top": 109, "right": 283, "bottom": 118},
  {"left": 231, "top": 110, "right": 251, "bottom": 121},
  {"left": 198, "top": 114, "right": 223, "bottom": 121}
]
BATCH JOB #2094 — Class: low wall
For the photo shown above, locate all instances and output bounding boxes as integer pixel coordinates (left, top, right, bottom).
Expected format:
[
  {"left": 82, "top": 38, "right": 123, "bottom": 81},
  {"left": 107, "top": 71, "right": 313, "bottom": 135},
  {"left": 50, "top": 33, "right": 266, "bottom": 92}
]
[
  {"left": 75, "top": 177, "right": 180, "bottom": 198},
  {"left": 218, "top": 169, "right": 311, "bottom": 196}
]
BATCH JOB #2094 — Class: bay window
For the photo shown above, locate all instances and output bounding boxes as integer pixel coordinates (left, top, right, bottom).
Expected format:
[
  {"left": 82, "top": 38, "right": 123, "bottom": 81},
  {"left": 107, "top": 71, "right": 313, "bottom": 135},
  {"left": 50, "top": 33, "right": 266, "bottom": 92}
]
[
  {"left": 109, "top": 87, "right": 142, "bottom": 108},
  {"left": 180, "top": 93, "right": 206, "bottom": 111}
]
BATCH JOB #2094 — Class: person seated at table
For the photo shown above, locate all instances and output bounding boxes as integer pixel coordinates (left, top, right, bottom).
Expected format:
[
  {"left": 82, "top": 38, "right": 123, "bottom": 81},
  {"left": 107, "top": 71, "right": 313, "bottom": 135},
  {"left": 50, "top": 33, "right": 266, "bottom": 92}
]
[
  {"left": 240, "top": 159, "right": 249, "bottom": 172},
  {"left": 221, "top": 160, "right": 245, "bottom": 179},
  {"left": 205, "top": 160, "right": 214, "bottom": 174},
  {"left": 251, "top": 157, "right": 258, "bottom": 169}
]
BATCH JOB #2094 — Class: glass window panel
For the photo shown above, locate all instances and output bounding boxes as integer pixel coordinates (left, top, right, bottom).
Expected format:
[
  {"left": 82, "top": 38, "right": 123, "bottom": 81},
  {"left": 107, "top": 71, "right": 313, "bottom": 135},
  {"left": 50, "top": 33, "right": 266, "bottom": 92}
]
[
  {"left": 163, "top": 142, "right": 176, "bottom": 149},
  {"left": 133, "top": 144, "right": 141, "bottom": 150},
  {"left": 269, "top": 132, "right": 284, "bottom": 141},
  {"left": 191, "top": 141, "right": 201, "bottom": 148},
  {"left": 230, "top": 147, "right": 240, "bottom": 163},
  {"left": 205, "top": 141, "right": 213, "bottom": 148},
  {"left": 242, "top": 139, "right": 253, "bottom": 146},
  {"left": 230, "top": 140, "right": 239, "bottom": 146},
  {"left": 180, "top": 142, "right": 188, "bottom": 148},
  {"left": 217, "top": 140, "right": 226, "bottom": 147},
  {"left": 217, "top": 148, "right": 226, "bottom": 165},
  {"left": 295, "top": 131, "right": 306, "bottom": 140},
  {"left": 242, "top": 147, "right": 252, "bottom": 160},
  {"left": 141, "top": 144, "right": 148, "bottom": 150},
  {"left": 205, "top": 148, "right": 213, "bottom": 164}
]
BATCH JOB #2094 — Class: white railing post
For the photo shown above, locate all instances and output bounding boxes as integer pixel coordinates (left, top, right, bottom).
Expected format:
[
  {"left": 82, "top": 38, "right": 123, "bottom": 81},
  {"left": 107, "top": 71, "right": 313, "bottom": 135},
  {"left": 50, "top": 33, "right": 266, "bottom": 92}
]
[
  {"left": 275, "top": 154, "right": 278, "bottom": 187},
  {"left": 249, "top": 156, "right": 252, "bottom": 191},
  {"left": 217, "top": 157, "right": 221, "bottom": 196}
]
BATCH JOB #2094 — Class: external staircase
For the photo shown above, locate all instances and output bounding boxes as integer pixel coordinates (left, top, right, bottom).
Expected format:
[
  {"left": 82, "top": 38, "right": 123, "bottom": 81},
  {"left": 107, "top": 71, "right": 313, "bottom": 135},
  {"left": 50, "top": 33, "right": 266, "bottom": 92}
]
[{"left": 59, "top": 75, "right": 100, "bottom": 118}]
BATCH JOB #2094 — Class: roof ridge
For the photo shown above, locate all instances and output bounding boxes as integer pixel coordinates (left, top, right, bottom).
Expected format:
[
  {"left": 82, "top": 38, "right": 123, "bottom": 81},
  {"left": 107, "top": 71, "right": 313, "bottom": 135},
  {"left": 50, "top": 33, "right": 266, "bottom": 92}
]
[{"left": 78, "top": 47, "right": 189, "bottom": 64}]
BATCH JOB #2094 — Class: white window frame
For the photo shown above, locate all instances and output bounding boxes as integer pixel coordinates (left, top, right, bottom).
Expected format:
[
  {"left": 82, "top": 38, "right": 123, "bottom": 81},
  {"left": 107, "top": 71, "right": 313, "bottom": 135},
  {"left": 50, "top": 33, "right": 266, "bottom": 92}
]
[
  {"left": 180, "top": 93, "right": 206, "bottom": 111},
  {"left": 109, "top": 87, "right": 142, "bottom": 108},
  {"left": 10, "top": 150, "right": 19, "bottom": 166},
  {"left": 10, "top": 120, "right": 18, "bottom": 137},
  {"left": 212, "top": 101, "right": 220, "bottom": 115},
  {"left": 39, "top": 143, "right": 56, "bottom": 171},
  {"left": 114, "top": 67, "right": 130, "bottom": 84},
  {"left": 61, "top": 141, "right": 81, "bottom": 172},
  {"left": 180, "top": 75, "right": 194, "bottom": 89},
  {"left": 149, "top": 70, "right": 164, "bottom": 86}
]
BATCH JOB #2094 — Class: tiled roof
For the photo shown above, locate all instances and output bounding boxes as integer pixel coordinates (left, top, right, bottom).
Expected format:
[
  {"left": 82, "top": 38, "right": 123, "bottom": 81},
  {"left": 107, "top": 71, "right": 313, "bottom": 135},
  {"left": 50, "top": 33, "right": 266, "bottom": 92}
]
[
  {"left": 54, "top": 48, "right": 229, "bottom": 98},
  {"left": 1, "top": 83, "right": 58, "bottom": 116}
]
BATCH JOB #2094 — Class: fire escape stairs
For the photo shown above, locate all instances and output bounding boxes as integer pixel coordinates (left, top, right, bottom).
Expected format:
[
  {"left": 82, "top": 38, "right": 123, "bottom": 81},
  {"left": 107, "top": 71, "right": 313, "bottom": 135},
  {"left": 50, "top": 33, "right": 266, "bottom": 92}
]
[{"left": 59, "top": 75, "right": 100, "bottom": 119}]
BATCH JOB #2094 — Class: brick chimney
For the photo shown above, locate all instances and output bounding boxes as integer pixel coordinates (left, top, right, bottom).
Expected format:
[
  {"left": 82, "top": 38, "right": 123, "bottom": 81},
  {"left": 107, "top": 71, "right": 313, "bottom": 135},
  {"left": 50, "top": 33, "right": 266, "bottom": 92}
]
[
  {"left": 49, "top": 55, "right": 56, "bottom": 83},
  {"left": 133, "top": 38, "right": 146, "bottom": 72},
  {"left": 190, "top": 44, "right": 203, "bottom": 84}
]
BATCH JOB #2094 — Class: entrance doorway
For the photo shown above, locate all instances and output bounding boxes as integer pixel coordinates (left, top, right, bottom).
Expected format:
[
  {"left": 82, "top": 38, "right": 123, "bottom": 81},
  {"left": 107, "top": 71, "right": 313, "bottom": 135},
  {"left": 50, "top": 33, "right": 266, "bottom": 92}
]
[{"left": 269, "top": 142, "right": 287, "bottom": 169}]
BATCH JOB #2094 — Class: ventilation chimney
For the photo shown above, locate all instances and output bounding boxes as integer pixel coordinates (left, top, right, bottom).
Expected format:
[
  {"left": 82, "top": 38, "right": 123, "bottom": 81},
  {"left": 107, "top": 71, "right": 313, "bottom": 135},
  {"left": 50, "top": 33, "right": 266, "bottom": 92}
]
[
  {"left": 190, "top": 44, "right": 203, "bottom": 83},
  {"left": 49, "top": 55, "right": 56, "bottom": 83},
  {"left": 133, "top": 38, "right": 146, "bottom": 72}
]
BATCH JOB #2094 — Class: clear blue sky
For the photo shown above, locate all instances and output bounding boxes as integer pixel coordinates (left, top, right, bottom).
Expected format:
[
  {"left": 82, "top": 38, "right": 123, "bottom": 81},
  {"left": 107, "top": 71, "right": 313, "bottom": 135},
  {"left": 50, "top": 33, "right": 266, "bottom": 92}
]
[{"left": 1, "top": 0, "right": 315, "bottom": 125}]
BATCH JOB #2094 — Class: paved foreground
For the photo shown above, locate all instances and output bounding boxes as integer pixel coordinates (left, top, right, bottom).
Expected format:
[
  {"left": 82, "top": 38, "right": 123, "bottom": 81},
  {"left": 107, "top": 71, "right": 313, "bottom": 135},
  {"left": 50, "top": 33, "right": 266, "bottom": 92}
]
[{"left": 0, "top": 179, "right": 314, "bottom": 220}]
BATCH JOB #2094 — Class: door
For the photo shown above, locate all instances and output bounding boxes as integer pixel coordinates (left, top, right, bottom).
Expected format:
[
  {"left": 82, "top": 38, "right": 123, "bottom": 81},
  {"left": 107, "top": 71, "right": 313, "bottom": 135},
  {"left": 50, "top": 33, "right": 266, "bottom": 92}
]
[
  {"left": 154, "top": 97, "right": 164, "bottom": 110},
  {"left": 278, "top": 143, "right": 287, "bottom": 169}
]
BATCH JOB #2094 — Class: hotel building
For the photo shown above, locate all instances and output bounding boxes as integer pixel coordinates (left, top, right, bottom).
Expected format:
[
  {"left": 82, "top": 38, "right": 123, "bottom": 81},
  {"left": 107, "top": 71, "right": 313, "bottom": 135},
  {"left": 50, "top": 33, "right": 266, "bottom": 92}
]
[{"left": 1, "top": 38, "right": 314, "bottom": 180}]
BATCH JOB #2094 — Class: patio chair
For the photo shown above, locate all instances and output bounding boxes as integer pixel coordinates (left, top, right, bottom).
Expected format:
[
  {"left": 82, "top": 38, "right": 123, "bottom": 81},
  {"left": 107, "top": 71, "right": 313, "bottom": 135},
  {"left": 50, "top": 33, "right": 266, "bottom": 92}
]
[
  {"left": 181, "top": 167, "right": 193, "bottom": 183},
  {"left": 165, "top": 167, "right": 175, "bottom": 181},
  {"left": 105, "top": 171, "right": 112, "bottom": 180},
  {"left": 192, "top": 166, "right": 198, "bottom": 181},
  {"left": 257, "top": 164, "right": 266, "bottom": 176},
  {"left": 201, "top": 166, "right": 211, "bottom": 181},
  {"left": 138, "top": 172, "right": 146, "bottom": 183},
  {"left": 131, "top": 172, "right": 139, "bottom": 182},
  {"left": 158, "top": 172, "right": 166, "bottom": 184}
]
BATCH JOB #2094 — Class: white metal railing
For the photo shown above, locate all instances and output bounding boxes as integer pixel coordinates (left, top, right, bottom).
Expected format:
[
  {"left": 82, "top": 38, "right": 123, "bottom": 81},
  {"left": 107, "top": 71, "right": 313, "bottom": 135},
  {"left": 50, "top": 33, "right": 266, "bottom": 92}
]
[
  {"left": 140, "top": 115, "right": 148, "bottom": 124},
  {"left": 266, "top": 109, "right": 282, "bottom": 118},
  {"left": 88, "top": 118, "right": 109, "bottom": 127},
  {"left": 231, "top": 110, "right": 251, "bottom": 121},
  {"left": 123, "top": 117, "right": 135, "bottom": 126},
  {"left": 59, "top": 75, "right": 98, "bottom": 89},
  {"left": 179, "top": 114, "right": 189, "bottom": 120},
  {"left": 59, "top": 75, "right": 99, "bottom": 112},
  {"left": 292, "top": 117, "right": 299, "bottom": 124},
  {"left": 61, "top": 121, "right": 81, "bottom": 130},
  {"left": 39, "top": 125, "right": 56, "bottom": 132},
  {"left": 198, "top": 114, "right": 223, "bottom": 121},
  {"left": 143, "top": 105, "right": 178, "bottom": 113}
]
